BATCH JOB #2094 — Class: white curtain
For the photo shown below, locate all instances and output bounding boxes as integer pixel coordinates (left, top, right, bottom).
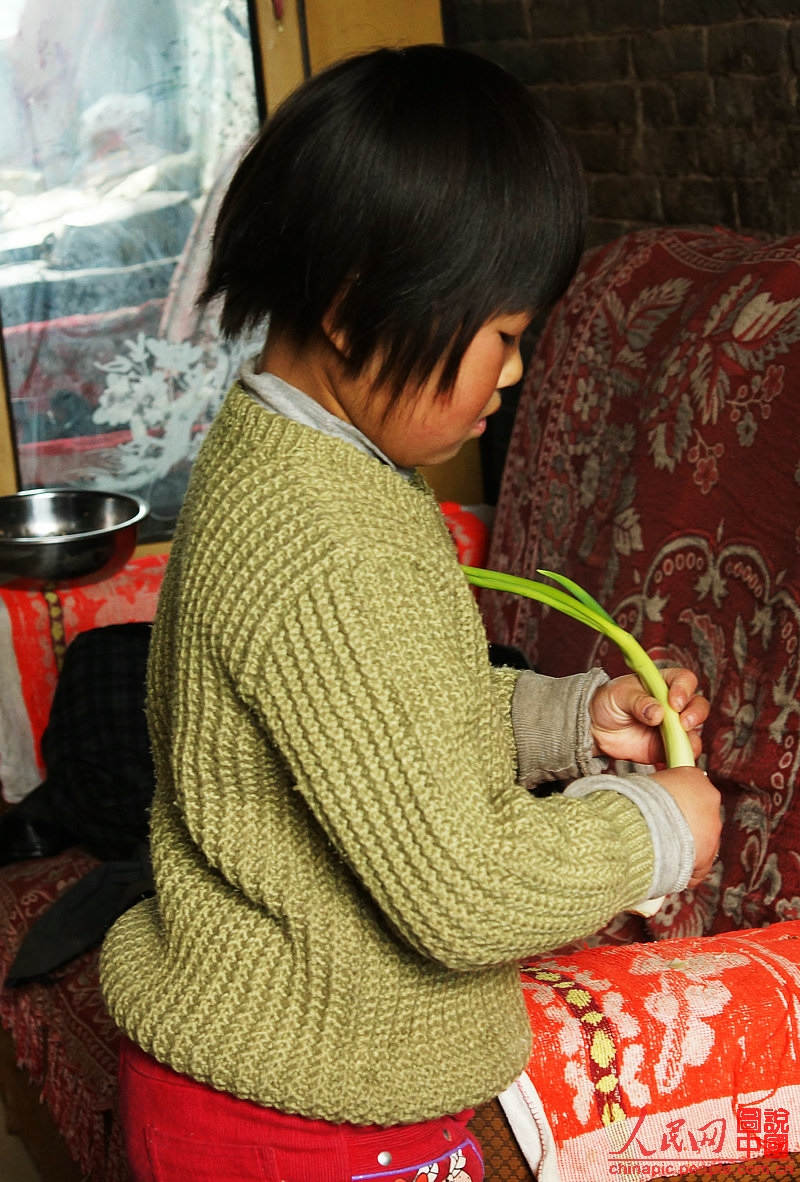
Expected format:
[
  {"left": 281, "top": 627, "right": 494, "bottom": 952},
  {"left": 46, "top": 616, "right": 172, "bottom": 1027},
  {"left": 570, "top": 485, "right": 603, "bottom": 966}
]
[{"left": 0, "top": 0, "right": 261, "bottom": 538}]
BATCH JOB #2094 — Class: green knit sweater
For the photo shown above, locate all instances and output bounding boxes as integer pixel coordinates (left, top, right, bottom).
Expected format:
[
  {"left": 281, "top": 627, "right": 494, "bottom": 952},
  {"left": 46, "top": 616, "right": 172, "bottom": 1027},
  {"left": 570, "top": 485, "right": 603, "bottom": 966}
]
[{"left": 100, "top": 385, "right": 654, "bottom": 1125}]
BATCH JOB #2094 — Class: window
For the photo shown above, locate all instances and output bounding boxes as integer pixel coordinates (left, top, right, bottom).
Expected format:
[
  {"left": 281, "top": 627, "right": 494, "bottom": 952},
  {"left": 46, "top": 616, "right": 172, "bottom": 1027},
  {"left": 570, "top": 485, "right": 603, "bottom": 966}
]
[{"left": 0, "top": 0, "right": 262, "bottom": 538}]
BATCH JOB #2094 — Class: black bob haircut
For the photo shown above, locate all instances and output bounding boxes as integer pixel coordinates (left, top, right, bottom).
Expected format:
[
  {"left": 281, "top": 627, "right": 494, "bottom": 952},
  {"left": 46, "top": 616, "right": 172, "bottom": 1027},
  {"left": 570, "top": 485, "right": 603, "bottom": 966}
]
[{"left": 201, "top": 43, "right": 587, "bottom": 402}]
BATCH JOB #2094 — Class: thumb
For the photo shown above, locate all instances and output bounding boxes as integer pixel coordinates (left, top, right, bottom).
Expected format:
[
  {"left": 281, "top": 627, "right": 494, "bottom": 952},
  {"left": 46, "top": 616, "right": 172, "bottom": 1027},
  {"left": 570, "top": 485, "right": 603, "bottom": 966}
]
[{"left": 633, "top": 692, "right": 664, "bottom": 726}]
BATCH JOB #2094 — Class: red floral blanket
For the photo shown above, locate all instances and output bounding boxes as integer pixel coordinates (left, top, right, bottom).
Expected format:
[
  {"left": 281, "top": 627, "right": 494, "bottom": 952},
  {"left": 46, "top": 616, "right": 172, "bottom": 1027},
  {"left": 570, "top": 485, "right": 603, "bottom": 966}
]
[
  {"left": 501, "top": 923, "right": 800, "bottom": 1181},
  {"left": 483, "top": 227, "right": 800, "bottom": 943}
]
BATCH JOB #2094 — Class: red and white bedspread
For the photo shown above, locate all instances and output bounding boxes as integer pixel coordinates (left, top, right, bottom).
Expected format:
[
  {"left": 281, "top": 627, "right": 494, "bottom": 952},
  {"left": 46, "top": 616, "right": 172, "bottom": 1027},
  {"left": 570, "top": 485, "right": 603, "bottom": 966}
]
[{"left": 500, "top": 923, "right": 800, "bottom": 1180}]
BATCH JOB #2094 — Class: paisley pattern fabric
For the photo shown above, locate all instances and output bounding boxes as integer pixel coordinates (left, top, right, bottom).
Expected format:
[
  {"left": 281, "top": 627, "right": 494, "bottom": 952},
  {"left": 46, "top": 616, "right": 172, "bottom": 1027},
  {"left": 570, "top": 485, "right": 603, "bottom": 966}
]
[
  {"left": 0, "top": 849, "right": 127, "bottom": 1180},
  {"left": 483, "top": 227, "right": 800, "bottom": 941}
]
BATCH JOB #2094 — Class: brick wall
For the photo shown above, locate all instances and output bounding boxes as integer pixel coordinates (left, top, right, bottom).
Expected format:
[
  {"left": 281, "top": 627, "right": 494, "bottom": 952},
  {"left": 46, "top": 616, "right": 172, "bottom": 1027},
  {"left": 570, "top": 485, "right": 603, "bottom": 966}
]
[{"left": 440, "top": 0, "right": 800, "bottom": 246}]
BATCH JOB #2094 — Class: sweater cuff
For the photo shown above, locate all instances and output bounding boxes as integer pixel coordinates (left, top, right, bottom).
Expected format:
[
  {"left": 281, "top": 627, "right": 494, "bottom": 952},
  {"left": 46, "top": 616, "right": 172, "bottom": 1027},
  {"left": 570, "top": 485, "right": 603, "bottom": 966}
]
[
  {"left": 511, "top": 668, "right": 609, "bottom": 787},
  {"left": 563, "top": 773, "right": 695, "bottom": 899}
]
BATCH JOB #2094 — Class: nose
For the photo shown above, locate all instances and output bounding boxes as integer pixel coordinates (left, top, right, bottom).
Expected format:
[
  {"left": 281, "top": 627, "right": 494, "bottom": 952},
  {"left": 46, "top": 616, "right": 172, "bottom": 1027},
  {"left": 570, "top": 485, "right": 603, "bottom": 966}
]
[{"left": 499, "top": 342, "right": 524, "bottom": 389}]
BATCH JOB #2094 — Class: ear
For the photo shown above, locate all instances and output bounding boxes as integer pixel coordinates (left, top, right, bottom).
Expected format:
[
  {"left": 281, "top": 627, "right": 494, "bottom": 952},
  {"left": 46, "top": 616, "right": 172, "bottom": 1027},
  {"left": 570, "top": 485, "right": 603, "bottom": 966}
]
[{"left": 321, "top": 306, "right": 350, "bottom": 358}]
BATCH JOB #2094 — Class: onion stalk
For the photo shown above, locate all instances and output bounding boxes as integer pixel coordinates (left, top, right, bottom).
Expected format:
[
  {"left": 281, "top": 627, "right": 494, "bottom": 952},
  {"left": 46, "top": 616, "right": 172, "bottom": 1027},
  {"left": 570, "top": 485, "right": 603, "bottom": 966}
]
[
  {"left": 463, "top": 565, "right": 694, "bottom": 767},
  {"left": 463, "top": 565, "right": 696, "bottom": 916}
]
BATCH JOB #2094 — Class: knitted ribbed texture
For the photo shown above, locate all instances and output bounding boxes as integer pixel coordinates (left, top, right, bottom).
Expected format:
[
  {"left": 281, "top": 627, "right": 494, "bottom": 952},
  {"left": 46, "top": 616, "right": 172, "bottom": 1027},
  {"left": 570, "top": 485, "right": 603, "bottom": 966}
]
[{"left": 100, "top": 386, "right": 655, "bottom": 1125}]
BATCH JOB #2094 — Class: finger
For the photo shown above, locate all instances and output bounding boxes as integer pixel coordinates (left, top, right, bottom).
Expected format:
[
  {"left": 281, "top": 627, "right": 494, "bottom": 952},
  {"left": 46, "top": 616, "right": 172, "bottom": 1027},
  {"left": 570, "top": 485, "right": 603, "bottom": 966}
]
[
  {"left": 597, "top": 675, "right": 647, "bottom": 726},
  {"left": 632, "top": 691, "right": 664, "bottom": 727},
  {"left": 687, "top": 728, "right": 704, "bottom": 759},
  {"left": 680, "top": 692, "right": 711, "bottom": 732},
  {"left": 689, "top": 857, "right": 717, "bottom": 888},
  {"left": 662, "top": 667, "right": 699, "bottom": 712}
]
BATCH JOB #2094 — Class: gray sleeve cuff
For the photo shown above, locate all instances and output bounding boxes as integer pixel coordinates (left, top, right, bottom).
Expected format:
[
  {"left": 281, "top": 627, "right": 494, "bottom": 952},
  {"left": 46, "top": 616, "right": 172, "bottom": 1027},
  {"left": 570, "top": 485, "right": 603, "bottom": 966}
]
[
  {"left": 511, "top": 668, "right": 609, "bottom": 787},
  {"left": 563, "top": 773, "right": 695, "bottom": 899}
]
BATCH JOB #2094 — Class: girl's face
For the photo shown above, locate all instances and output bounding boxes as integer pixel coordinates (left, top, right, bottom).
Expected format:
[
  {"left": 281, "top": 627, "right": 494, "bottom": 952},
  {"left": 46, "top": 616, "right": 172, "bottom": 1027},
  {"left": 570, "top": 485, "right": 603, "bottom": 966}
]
[{"left": 350, "top": 310, "right": 532, "bottom": 469}]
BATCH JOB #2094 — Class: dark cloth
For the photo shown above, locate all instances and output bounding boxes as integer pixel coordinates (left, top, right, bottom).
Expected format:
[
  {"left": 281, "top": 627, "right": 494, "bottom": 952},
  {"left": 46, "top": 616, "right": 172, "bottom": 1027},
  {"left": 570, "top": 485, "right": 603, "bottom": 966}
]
[
  {"left": 488, "top": 642, "right": 531, "bottom": 671},
  {"left": 0, "top": 622, "right": 156, "bottom": 985},
  {"left": 5, "top": 844, "right": 154, "bottom": 986},
  {"left": 0, "top": 622, "right": 155, "bottom": 864}
]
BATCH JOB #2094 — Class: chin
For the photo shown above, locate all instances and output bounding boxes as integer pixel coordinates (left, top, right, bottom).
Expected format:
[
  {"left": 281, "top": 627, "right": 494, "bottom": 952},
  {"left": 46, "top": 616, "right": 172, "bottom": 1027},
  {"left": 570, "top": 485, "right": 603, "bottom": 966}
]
[{"left": 429, "top": 442, "right": 466, "bottom": 465}]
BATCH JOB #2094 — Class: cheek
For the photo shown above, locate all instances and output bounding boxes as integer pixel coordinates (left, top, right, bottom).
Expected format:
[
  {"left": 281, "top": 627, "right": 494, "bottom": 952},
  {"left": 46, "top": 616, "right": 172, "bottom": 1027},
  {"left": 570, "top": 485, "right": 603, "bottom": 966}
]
[
  {"left": 462, "top": 342, "right": 506, "bottom": 393},
  {"left": 453, "top": 366, "right": 503, "bottom": 417}
]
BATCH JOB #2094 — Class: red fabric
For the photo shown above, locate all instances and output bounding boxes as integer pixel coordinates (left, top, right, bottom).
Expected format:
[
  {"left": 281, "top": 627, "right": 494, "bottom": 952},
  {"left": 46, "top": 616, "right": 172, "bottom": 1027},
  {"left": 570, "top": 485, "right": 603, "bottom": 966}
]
[
  {"left": 120, "top": 1038, "right": 482, "bottom": 1182},
  {"left": 514, "top": 922, "right": 800, "bottom": 1181},
  {"left": 483, "top": 227, "right": 800, "bottom": 940},
  {"left": 18, "top": 428, "right": 132, "bottom": 455},
  {"left": 0, "top": 851, "right": 127, "bottom": 1180},
  {"left": 439, "top": 502, "right": 491, "bottom": 568}
]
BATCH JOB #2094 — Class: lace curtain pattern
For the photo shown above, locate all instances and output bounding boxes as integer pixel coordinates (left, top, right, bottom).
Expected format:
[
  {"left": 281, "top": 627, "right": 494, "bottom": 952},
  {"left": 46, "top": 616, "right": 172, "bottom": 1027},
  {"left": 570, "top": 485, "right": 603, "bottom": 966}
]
[{"left": 0, "top": 0, "right": 261, "bottom": 538}]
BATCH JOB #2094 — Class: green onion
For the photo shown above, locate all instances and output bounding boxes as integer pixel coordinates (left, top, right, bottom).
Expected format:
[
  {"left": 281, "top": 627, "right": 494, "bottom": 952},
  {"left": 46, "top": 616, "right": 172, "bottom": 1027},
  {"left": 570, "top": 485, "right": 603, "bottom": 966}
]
[
  {"left": 464, "top": 565, "right": 697, "bottom": 916},
  {"left": 463, "top": 565, "right": 695, "bottom": 769}
]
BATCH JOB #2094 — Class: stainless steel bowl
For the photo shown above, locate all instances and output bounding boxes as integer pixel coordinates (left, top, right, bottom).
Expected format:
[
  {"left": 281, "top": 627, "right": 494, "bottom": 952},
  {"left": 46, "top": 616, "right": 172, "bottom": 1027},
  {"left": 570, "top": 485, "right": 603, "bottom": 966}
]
[{"left": 0, "top": 488, "right": 149, "bottom": 585}]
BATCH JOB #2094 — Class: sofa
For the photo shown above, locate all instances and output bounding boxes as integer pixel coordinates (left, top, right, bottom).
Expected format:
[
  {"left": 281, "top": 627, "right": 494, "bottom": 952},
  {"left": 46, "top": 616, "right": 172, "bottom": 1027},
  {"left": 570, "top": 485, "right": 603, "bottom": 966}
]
[
  {"left": 480, "top": 224, "right": 800, "bottom": 1181},
  {"left": 1, "top": 224, "right": 799, "bottom": 1181}
]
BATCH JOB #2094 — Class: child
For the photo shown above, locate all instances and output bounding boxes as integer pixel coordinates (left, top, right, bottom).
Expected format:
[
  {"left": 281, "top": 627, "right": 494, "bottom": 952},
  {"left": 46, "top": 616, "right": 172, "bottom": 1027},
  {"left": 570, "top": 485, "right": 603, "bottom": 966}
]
[{"left": 100, "top": 44, "right": 720, "bottom": 1182}]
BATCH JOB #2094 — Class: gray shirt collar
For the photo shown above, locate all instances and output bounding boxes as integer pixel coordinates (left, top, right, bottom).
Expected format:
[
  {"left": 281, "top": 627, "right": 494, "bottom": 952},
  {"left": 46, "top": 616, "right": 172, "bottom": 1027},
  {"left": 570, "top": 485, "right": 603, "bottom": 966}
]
[{"left": 238, "top": 356, "right": 414, "bottom": 479}]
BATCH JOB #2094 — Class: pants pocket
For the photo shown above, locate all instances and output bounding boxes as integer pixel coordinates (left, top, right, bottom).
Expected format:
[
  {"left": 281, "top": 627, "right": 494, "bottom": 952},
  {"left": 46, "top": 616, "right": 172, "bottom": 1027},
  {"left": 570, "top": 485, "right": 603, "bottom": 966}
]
[{"left": 145, "top": 1126, "right": 279, "bottom": 1181}]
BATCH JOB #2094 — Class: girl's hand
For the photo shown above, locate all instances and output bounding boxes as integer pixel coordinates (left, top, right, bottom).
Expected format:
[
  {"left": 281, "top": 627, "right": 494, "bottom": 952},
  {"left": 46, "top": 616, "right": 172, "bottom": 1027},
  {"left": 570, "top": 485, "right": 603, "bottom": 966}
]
[
  {"left": 590, "top": 669, "right": 710, "bottom": 766},
  {"left": 647, "top": 765, "right": 722, "bottom": 887}
]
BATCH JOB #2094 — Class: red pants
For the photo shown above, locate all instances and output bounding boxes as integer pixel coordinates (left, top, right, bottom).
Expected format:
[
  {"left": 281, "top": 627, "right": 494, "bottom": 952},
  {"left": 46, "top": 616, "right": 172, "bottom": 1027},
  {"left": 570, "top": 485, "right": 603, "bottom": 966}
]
[{"left": 119, "top": 1038, "right": 484, "bottom": 1182}]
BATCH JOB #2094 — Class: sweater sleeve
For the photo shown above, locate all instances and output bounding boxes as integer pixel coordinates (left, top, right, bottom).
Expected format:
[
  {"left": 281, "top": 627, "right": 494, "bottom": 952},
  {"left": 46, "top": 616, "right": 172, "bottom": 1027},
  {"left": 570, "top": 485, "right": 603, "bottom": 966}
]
[
  {"left": 243, "top": 554, "right": 656, "bottom": 971},
  {"left": 564, "top": 774, "right": 695, "bottom": 899},
  {"left": 492, "top": 665, "right": 694, "bottom": 900},
  {"left": 509, "top": 667, "right": 609, "bottom": 785},
  {"left": 488, "top": 663, "right": 608, "bottom": 784}
]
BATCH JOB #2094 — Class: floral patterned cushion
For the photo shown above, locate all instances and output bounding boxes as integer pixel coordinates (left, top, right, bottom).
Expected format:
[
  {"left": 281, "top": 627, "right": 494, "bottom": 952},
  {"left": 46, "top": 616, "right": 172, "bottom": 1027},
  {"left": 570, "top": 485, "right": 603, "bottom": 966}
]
[
  {"left": 483, "top": 227, "right": 800, "bottom": 940},
  {"left": 0, "top": 850, "right": 127, "bottom": 1181}
]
